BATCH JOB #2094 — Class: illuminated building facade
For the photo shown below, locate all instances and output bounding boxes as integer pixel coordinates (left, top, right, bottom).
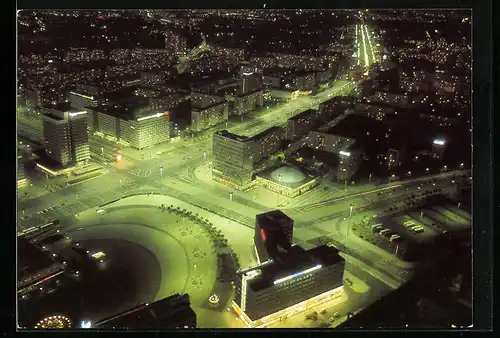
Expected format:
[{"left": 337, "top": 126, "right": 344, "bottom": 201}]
[
  {"left": 254, "top": 210, "right": 294, "bottom": 263},
  {"left": 251, "top": 126, "right": 284, "bottom": 163},
  {"left": 232, "top": 90, "right": 264, "bottom": 116},
  {"left": 212, "top": 130, "right": 256, "bottom": 188},
  {"left": 306, "top": 131, "right": 361, "bottom": 181},
  {"left": 233, "top": 245, "right": 345, "bottom": 326},
  {"left": 92, "top": 102, "right": 171, "bottom": 149},
  {"left": 191, "top": 102, "right": 228, "bottom": 132},
  {"left": 94, "top": 293, "right": 196, "bottom": 329},
  {"left": 42, "top": 108, "right": 90, "bottom": 167},
  {"left": 432, "top": 138, "right": 447, "bottom": 160},
  {"left": 120, "top": 111, "right": 171, "bottom": 149}
]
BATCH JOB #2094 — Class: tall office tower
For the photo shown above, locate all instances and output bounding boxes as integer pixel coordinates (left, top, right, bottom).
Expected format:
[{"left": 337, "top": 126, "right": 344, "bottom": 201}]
[
  {"left": 212, "top": 130, "right": 257, "bottom": 188},
  {"left": 42, "top": 108, "right": 90, "bottom": 167},
  {"left": 254, "top": 210, "right": 294, "bottom": 263},
  {"left": 93, "top": 294, "right": 197, "bottom": 329}
]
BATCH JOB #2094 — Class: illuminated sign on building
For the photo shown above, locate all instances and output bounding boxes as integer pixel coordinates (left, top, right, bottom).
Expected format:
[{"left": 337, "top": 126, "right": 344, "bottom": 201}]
[
  {"left": 433, "top": 138, "right": 445, "bottom": 146},
  {"left": 273, "top": 264, "right": 322, "bottom": 285},
  {"left": 69, "top": 92, "right": 94, "bottom": 100},
  {"left": 260, "top": 229, "right": 267, "bottom": 241},
  {"left": 68, "top": 111, "right": 87, "bottom": 117},
  {"left": 136, "top": 113, "right": 164, "bottom": 122},
  {"left": 339, "top": 150, "right": 351, "bottom": 157}
]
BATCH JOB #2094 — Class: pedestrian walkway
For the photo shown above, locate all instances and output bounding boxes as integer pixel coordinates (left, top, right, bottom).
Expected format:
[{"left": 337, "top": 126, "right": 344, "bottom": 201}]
[{"left": 100, "top": 194, "right": 258, "bottom": 269}]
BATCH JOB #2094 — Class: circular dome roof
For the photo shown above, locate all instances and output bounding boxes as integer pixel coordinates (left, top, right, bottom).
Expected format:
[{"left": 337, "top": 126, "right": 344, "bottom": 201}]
[{"left": 270, "top": 166, "right": 306, "bottom": 184}]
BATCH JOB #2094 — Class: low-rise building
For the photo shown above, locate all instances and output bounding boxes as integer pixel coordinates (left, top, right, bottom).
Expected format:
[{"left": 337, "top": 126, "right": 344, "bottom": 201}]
[
  {"left": 306, "top": 131, "right": 361, "bottom": 181},
  {"left": 233, "top": 245, "right": 345, "bottom": 328}
]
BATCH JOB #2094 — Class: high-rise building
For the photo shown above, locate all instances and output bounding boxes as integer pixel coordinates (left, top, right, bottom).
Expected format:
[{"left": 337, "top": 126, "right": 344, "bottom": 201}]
[
  {"left": 233, "top": 245, "right": 345, "bottom": 328},
  {"left": 212, "top": 130, "right": 256, "bottom": 188},
  {"left": 212, "top": 127, "right": 284, "bottom": 188},
  {"left": 42, "top": 107, "right": 90, "bottom": 167},
  {"left": 93, "top": 294, "right": 197, "bottom": 329},
  {"left": 254, "top": 210, "right": 294, "bottom": 263}
]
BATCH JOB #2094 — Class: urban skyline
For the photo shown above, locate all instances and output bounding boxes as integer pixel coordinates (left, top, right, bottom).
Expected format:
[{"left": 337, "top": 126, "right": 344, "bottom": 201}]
[{"left": 17, "top": 8, "right": 475, "bottom": 330}]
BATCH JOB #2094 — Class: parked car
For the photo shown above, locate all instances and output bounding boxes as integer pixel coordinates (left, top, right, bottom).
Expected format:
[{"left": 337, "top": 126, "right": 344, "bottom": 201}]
[
  {"left": 380, "top": 229, "right": 391, "bottom": 237},
  {"left": 390, "top": 234, "right": 402, "bottom": 242}
]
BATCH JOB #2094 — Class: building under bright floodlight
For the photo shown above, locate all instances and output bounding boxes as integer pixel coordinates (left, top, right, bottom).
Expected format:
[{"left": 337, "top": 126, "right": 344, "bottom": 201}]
[
  {"left": 233, "top": 245, "right": 345, "bottom": 327},
  {"left": 41, "top": 105, "right": 90, "bottom": 167}
]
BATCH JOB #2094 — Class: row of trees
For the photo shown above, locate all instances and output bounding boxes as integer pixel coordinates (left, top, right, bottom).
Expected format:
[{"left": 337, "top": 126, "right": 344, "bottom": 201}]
[{"left": 161, "top": 204, "right": 241, "bottom": 277}]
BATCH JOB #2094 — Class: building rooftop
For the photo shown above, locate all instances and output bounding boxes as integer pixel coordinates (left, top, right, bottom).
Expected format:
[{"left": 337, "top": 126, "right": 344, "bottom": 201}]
[
  {"left": 256, "top": 210, "right": 293, "bottom": 230},
  {"left": 257, "top": 165, "right": 316, "bottom": 189},
  {"left": 94, "top": 294, "right": 195, "bottom": 329},
  {"left": 248, "top": 126, "right": 283, "bottom": 141},
  {"left": 248, "top": 245, "right": 344, "bottom": 292},
  {"left": 18, "top": 237, "right": 56, "bottom": 281},
  {"left": 214, "top": 130, "right": 249, "bottom": 142}
]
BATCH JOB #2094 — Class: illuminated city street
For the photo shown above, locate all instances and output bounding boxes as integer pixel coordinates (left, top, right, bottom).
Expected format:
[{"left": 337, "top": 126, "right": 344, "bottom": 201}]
[{"left": 17, "top": 9, "right": 475, "bottom": 330}]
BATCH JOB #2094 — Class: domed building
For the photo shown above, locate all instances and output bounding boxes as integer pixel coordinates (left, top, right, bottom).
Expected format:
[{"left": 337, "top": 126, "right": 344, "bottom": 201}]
[{"left": 255, "top": 165, "right": 318, "bottom": 198}]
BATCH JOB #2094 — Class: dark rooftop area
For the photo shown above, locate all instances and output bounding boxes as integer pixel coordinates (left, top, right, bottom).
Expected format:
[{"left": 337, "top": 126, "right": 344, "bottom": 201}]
[
  {"left": 214, "top": 130, "right": 249, "bottom": 142},
  {"left": 249, "top": 244, "right": 344, "bottom": 292},
  {"left": 289, "top": 109, "right": 317, "bottom": 121},
  {"left": 256, "top": 210, "right": 293, "bottom": 230},
  {"left": 18, "top": 237, "right": 56, "bottom": 281}
]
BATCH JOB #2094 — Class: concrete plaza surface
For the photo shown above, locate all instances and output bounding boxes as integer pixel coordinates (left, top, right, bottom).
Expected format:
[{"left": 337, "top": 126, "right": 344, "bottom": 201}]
[
  {"left": 68, "top": 202, "right": 228, "bottom": 325},
  {"left": 96, "top": 194, "right": 258, "bottom": 268}
]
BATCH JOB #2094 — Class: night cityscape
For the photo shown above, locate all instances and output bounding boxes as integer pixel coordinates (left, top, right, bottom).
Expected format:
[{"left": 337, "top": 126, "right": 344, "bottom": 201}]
[{"left": 17, "top": 8, "right": 474, "bottom": 329}]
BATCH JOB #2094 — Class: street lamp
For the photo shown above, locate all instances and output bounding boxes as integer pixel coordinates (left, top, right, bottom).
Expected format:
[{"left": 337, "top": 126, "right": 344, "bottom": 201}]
[
  {"left": 101, "top": 147, "right": 104, "bottom": 157},
  {"left": 160, "top": 166, "right": 163, "bottom": 177},
  {"left": 229, "top": 192, "right": 233, "bottom": 201},
  {"left": 368, "top": 172, "right": 372, "bottom": 183},
  {"left": 349, "top": 204, "right": 354, "bottom": 218},
  {"left": 426, "top": 168, "right": 430, "bottom": 172}
]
